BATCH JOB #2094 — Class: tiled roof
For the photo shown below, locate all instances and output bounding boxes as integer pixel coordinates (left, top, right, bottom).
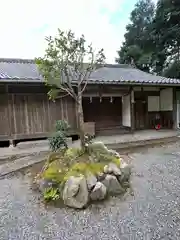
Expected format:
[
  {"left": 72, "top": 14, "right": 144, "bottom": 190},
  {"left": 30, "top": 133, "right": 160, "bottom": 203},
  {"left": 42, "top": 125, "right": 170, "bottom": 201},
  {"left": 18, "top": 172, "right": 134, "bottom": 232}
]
[
  {"left": 89, "top": 64, "right": 180, "bottom": 85},
  {"left": 0, "top": 58, "right": 180, "bottom": 85},
  {"left": 0, "top": 58, "right": 42, "bottom": 81}
]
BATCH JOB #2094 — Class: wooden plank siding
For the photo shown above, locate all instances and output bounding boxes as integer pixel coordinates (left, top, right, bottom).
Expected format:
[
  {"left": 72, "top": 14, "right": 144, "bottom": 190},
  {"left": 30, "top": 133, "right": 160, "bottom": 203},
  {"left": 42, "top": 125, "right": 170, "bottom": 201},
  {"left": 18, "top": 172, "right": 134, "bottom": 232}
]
[
  {"left": 134, "top": 90, "right": 174, "bottom": 130},
  {"left": 0, "top": 91, "right": 77, "bottom": 141},
  {"left": 0, "top": 83, "right": 129, "bottom": 141},
  {"left": 148, "top": 111, "right": 173, "bottom": 129},
  {"left": 83, "top": 97, "right": 123, "bottom": 135},
  {"left": 0, "top": 94, "right": 10, "bottom": 140}
]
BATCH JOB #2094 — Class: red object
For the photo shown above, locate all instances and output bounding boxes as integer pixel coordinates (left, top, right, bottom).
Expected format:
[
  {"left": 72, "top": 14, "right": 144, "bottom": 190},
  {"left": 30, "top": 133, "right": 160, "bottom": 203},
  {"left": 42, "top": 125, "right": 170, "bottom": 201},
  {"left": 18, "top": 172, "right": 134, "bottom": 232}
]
[{"left": 155, "top": 124, "right": 161, "bottom": 130}]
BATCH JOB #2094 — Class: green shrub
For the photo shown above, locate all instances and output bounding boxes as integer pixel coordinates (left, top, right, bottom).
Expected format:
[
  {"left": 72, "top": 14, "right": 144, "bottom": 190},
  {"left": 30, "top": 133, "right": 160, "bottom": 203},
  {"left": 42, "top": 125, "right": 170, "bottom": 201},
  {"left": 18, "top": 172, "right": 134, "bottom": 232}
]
[
  {"left": 49, "top": 120, "right": 70, "bottom": 152},
  {"left": 49, "top": 131, "right": 67, "bottom": 152},
  {"left": 55, "top": 120, "right": 70, "bottom": 132}
]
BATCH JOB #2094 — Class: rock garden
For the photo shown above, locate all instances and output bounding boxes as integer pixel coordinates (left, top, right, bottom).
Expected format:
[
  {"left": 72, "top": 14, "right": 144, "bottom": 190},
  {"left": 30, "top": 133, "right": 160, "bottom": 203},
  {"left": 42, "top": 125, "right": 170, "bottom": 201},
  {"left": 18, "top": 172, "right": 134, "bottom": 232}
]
[{"left": 34, "top": 121, "right": 131, "bottom": 209}]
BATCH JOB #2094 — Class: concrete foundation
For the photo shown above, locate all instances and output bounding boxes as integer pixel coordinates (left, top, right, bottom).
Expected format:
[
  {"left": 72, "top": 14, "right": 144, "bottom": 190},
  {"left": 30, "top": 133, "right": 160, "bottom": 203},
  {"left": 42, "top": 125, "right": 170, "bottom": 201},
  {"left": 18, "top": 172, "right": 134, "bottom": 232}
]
[{"left": 0, "top": 130, "right": 179, "bottom": 161}]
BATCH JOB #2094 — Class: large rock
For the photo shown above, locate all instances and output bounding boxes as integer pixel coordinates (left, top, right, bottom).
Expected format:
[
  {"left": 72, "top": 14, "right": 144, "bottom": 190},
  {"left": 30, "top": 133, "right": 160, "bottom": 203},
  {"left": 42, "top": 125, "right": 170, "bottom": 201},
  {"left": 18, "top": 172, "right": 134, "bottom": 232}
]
[
  {"left": 104, "top": 163, "right": 121, "bottom": 176},
  {"left": 88, "top": 141, "right": 109, "bottom": 154},
  {"left": 102, "top": 174, "right": 125, "bottom": 195},
  {"left": 62, "top": 175, "right": 89, "bottom": 209},
  {"left": 119, "top": 162, "right": 131, "bottom": 182},
  {"left": 90, "top": 182, "right": 107, "bottom": 201},
  {"left": 86, "top": 173, "right": 97, "bottom": 191}
]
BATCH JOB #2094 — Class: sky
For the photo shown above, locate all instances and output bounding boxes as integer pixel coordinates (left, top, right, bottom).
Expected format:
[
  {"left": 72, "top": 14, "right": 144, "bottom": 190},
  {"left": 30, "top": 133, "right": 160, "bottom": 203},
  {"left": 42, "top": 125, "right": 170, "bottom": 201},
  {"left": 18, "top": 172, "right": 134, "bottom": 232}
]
[{"left": 0, "top": 0, "right": 156, "bottom": 63}]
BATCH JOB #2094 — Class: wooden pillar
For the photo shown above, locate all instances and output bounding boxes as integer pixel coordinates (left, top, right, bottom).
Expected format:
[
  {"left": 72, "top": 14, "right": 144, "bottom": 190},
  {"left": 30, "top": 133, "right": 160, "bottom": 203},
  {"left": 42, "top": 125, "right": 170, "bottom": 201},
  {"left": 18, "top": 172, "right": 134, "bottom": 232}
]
[
  {"left": 7, "top": 84, "right": 12, "bottom": 141},
  {"left": 9, "top": 139, "right": 16, "bottom": 148},
  {"left": 130, "top": 87, "right": 135, "bottom": 132},
  {"left": 173, "top": 87, "right": 177, "bottom": 129}
]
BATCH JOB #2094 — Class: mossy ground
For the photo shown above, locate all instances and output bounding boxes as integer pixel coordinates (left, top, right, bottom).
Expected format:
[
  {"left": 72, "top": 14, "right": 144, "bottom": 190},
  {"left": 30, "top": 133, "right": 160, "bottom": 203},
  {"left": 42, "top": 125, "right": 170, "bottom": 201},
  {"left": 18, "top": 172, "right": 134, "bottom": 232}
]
[
  {"left": 63, "top": 162, "right": 106, "bottom": 181},
  {"left": 38, "top": 145, "right": 121, "bottom": 189}
]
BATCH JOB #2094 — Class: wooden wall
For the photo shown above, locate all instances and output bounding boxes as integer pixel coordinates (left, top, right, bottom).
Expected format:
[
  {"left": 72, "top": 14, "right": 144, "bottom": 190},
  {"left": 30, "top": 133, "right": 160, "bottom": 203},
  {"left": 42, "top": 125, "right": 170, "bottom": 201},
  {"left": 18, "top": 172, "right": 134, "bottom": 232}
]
[
  {"left": 134, "top": 89, "right": 174, "bottom": 130},
  {"left": 83, "top": 97, "right": 122, "bottom": 134},
  {"left": 0, "top": 83, "right": 129, "bottom": 141},
  {"left": 0, "top": 83, "right": 175, "bottom": 141},
  {"left": 148, "top": 111, "right": 173, "bottom": 129},
  {"left": 0, "top": 89, "right": 77, "bottom": 141}
]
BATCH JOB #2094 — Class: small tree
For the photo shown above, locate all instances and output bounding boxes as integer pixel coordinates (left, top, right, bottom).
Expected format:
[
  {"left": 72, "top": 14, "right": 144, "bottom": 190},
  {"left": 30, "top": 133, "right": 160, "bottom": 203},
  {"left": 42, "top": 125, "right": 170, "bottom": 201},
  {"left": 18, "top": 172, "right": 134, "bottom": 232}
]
[{"left": 36, "top": 29, "right": 105, "bottom": 149}]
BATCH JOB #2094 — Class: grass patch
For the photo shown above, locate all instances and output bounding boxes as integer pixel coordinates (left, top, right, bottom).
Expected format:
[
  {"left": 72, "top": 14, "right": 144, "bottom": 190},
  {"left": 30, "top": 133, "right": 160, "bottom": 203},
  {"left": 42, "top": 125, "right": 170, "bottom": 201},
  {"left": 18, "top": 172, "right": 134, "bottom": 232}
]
[{"left": 38, "top": 145, "right": 121, "bottom": 187}]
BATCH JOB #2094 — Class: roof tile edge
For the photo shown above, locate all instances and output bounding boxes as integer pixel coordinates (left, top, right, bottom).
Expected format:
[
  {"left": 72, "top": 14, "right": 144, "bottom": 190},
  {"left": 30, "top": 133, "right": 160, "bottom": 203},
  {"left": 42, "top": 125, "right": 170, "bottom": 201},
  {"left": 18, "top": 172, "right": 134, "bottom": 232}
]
[{"left": 0, "top": 58, "right": 35, "bottom": 64}]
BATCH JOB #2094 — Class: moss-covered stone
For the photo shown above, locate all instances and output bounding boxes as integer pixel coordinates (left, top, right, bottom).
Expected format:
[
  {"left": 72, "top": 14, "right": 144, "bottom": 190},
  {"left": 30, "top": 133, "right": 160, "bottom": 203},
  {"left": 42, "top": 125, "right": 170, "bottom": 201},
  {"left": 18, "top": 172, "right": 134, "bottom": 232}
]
[
  {"left": 88, "top": 163, "right": 105, "bottom": 175},
  {"left": 42, "top": 160, "right": 66, "bottom": 183},
  {"left": 37, "top": 144, "right": 127, "bottom": 203},
  {"left": 87, "top": 142, "right": 121, "bottom": 165},
  {"left": 35, "top": 143, "right": 131, "bottom": 209},
  {"left": 88, "top": 142, "right": 109, "bottom": 157},
  {"left": 40, "top": 145, "right": 122, "bottom": 186},
  {"left": 47, "top": 152, "right": 64, "bottom": 163},
  {"left": 63, "top": 147, "right": 83, "bottom": 166},
  {"left": 111, "top": 157, "right": 121, "bottom": 167},
  {"left": 64, "top": 147, "right": 82, "bottom": 159},
  {"left": 63, "top": 162, "right": 106, "bottom": 182}
]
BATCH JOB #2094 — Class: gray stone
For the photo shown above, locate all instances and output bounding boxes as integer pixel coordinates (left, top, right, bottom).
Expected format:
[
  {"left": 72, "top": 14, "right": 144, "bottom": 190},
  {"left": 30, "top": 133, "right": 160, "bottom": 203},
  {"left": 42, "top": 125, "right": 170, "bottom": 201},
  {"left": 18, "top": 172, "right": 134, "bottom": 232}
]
[
  {"left": 103, "top": 165, "right": 109, "bottom": 174},
  {"left": 120, "top": 162, "right": 131, "bottom": 182},
  {"left": 62, "top": 176, "right": 89, "bottom": 209},
  {"left": 86, "top": 173, "right": 97, "bottom": 191},
  {"left": 90, "top": 182, "right": 107, "bottom": 201},
  {"left": 88, "top": 141, "right": 110, "bottom": 163},
  {"left": 108, "top": 149, "right": 121, "bottom": 159},
  {"left": 88, "top": 155, "right": 96, "bottom": 163},
  {"left": 97, "top": 172, "right": 106, "bottom": 181},
  {"left": 88, "top": 142, "right": 109, "bottom": 155},
  {"left": 102, "top": 174, "right": 125, "bottom": 195},
  {"left": 66, "top": 137, "right": 72, "bottom": 147},
  {"left": 103, "top": 163, "right": 121, "bottom": 176}
]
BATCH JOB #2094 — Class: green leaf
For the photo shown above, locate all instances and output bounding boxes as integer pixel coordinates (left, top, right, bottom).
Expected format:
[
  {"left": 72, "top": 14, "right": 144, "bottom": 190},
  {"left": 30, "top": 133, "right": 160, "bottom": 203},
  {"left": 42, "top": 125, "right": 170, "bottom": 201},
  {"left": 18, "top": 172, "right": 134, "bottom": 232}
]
[{"left": 36, "top": 29, "right": 106, "bottom": 101}]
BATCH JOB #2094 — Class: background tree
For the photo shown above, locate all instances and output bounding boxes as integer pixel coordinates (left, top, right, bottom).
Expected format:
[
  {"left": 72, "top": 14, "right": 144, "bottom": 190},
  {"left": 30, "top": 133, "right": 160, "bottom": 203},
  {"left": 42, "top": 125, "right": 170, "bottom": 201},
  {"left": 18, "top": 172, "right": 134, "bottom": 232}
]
[
  {"left": 116, "top": 0, "right": 155, "bottom": 72},
  {"left": 117, "top": 0, "right": 180, "bottom": 77},
  {"left": 152, "top": 0, "right": 180, "bottom": 76},
  {"left": 163, "top": 60, "right": 180, "bottom": 79},
  {"left": 36, "top": 29, "right": 105, "bottom": 149}
]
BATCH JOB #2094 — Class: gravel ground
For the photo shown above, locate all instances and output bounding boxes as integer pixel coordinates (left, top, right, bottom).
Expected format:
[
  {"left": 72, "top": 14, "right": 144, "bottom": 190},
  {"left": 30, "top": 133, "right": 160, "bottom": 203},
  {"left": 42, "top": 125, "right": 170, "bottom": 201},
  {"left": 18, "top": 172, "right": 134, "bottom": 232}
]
[{"left": 1, "top": 142, "right": 180, "bottom": 239}]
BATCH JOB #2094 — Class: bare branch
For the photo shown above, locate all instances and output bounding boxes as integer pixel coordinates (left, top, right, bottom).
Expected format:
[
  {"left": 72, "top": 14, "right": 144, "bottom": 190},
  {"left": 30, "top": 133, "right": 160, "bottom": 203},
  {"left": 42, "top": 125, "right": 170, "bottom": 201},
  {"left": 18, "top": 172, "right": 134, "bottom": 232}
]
[
  {"left": 80, "top": 80, "right": 88, "bottom": 94},
  {"left": 59, "top": 85, "right": 77, "bottom": 101},
  {"left": 55, "top": 93, "right": 69, "bottom": 99}
]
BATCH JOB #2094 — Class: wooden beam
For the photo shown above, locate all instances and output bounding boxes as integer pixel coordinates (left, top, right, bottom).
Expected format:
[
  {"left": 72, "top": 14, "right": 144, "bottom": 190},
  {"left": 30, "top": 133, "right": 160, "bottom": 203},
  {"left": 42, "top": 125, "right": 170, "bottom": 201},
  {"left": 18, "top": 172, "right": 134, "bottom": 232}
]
[
  {"left": 173, "top": 87, "right": 177, "bottom": 129},
  {"left": 83, "top": 93, "right": 127, "bottom": 97},
  {"left": 130, "top": 87, "right": 135, "bottom": 131}
]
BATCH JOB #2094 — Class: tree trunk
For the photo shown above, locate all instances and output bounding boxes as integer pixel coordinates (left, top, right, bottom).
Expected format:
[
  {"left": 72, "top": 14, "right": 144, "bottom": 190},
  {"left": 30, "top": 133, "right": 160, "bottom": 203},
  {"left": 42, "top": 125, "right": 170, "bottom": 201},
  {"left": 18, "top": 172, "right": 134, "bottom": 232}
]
[{"left": 77, "top": 90, "right": 85, "bottom": 149}]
